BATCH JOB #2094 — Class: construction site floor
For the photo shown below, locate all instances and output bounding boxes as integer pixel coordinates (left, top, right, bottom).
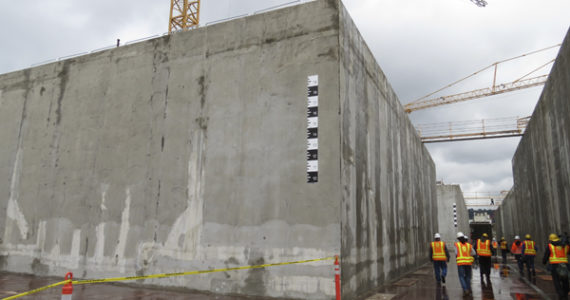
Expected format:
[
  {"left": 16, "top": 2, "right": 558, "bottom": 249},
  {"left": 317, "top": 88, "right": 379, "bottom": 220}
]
[
  {"left": 366, "top": 257, "right": 562, "bottom": 300},
  {"left": 0, "top": 258, "right": 566, "bottom": 299}
]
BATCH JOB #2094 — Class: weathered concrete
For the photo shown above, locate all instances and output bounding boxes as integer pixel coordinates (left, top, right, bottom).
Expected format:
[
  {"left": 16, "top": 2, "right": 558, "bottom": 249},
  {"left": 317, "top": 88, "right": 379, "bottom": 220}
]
[
  {"left": 495, "top": 27, "right": 570, "bottom": 260},
  {"left": 338, "top": 3, "right": 437, "bottom": 299},
  {"left": 436, "top": 184, "right": 469, "bottom": 245},
  {"left": 0, "top": 0, "right": 437, "bottom": 299}
]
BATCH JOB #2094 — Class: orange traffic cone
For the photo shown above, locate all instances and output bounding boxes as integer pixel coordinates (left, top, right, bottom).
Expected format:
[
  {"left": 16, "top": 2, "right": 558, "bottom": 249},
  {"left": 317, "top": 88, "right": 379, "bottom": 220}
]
[
  {"left": 334, "top": 255, "right": 341, "bottom": 300},
  {"left": 61, "top": 272, "right": 73, "bottom": 300}
]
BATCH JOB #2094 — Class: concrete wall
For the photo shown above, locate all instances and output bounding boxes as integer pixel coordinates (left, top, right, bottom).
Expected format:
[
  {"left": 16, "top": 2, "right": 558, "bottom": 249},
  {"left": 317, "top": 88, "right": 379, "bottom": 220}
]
[
  {"left": 436, "top": 184, "right": 469, "bottom": 245},
  {"left": 495, "top": 28, "right": 570, "bottom": 262},
  {"left": 494, "top": 189, "right": 517, "bottom": 242},
  {"left": 338, "top": 3, "right": 437, "bottom": 299},
  {"left": 0, "top": 1, "right": 437, "bottom": 299}
]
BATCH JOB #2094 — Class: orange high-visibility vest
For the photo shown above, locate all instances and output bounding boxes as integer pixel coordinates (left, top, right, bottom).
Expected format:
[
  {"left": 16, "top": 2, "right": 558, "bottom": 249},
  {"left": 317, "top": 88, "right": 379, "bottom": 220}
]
[
  {"left": 549, "top": 243, "right": 568, "bottom": 264},
  {"left": 500, "top": 241, "right": 508, "bottom": 250},
  {"left": 431, "top": 241, "right": 447, "bottom": 261},
  {"left": 524, "top": 240, "right": 536, "bottom": 256},
  {"left": 511, "top": 242, "right": 523, "bottom": 255},
  {"left": 456, "top": 242, "right": 474, "bottom": 266},
  {"left": 492, "top": 241, "right": 498, "bottom": 249},
  {"left": 477, "top": 239, "right": 492, "bottom": 257}
]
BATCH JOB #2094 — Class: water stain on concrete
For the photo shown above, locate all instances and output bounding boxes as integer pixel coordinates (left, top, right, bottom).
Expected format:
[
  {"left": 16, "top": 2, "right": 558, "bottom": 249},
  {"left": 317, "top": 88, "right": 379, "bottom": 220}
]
[
  {"left": 30, "top": 258, "right": 49, "bottom": 276},
  {"left": 243, "top": 256, "right": 267, "bottom": 297}
]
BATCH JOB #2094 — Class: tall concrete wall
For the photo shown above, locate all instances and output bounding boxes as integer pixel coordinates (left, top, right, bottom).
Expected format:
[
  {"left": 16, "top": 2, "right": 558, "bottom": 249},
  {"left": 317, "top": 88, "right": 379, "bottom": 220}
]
[
  {"left": 436, "top": 184, "right": 469, "bottom": 245},
  {"left": 338, "top": 3, "right": 437, "bottom": 299},
  {"left": 495, "top": 189, "right": 517, "bottom": 242},
  {"left": 495, "top": 28, "right": 570, "bottom": 262},
  {"left": 0, "top": 1, "right": 437, "bottom": 299}
]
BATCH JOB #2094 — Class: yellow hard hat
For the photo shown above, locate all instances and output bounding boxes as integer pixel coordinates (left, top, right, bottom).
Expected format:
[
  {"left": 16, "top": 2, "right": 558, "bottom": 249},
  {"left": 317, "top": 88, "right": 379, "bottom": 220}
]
[
  {"left": 501, "top": 237, "right": 505, "bottom": 240},
  {"left": 525, "top": 234, "right": 531, "bottom": 239},
  {"left": 482, "top": 233, "right": 488, "bottom": 238},
  {"left": 549, "top": 233, "right": 560, "bottom": 242}
]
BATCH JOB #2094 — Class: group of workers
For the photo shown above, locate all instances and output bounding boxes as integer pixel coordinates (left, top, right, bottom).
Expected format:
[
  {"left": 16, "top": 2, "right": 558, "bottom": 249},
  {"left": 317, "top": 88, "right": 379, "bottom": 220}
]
[{"left": 430, "top": 232, "right": 570, "bottom": 299}]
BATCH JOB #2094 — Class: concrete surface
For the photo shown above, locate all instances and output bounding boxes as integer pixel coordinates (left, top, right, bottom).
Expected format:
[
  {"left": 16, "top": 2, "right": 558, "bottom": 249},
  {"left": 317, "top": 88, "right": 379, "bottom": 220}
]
[
  {"left": 337, "top": 2, "right": 437, "bottom": 300},
  {"left": 0, "top": 271, "right": 280, "bottom": 299},
  {"left": 435, "top": 184, "right": 469, "bottom": 245},
  {"left": 0, "top": 0, "right": 437, "bottom": 299},
  {"left": 3, "top": 258, "right": 561, "bottom": 299},
  {"left": 494, "top": 27, "right": 570, "bottom": 260}
]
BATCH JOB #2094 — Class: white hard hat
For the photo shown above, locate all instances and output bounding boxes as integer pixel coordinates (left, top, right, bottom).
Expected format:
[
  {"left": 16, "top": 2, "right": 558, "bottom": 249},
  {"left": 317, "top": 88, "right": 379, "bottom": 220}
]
[
  {"left": 515, "top": 235, "right": 520, "bottom": 239},
  {"left": 457, "top": 232, "right": 464, "bottom": 238},
  {"left": 434, "top": 233, "right": 441, "bottom": 239}
]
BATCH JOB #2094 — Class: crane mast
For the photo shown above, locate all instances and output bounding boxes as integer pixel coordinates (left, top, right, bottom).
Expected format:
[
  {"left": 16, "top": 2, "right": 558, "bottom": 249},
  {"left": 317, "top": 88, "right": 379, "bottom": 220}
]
[{"left": 169, "top": 0, "right": 200, "bottom": 33}]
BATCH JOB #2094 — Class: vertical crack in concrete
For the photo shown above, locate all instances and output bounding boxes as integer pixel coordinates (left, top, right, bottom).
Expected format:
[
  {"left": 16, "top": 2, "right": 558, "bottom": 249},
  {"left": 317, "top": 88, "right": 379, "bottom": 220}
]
[
  {"left": 198, "top": 75, "right": 207, "bottom": 109},
  {"left": 55, "top": 61, "right": 71, "bottom": 126}
]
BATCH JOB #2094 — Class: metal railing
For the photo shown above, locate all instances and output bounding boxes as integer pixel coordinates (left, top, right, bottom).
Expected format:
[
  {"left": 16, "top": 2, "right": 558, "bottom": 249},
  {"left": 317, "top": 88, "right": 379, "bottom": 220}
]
[
  {"left": 28, "top": 0, "right": 315, "bottom": 69},
  {"left": 416, "top": 116, "right": 530, "bottom": 143}
]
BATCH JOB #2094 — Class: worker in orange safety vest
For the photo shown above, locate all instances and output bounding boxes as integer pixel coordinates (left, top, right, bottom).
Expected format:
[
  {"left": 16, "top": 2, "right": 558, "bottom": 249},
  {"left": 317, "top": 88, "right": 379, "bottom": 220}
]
[
  {"left": 521, "top": 234, "right": 538, "bottom": 279},
  {"left": 542, "top": 233, "right": 569, "bottom": 299},
  {"left": 477, "top": 233, "right": 493, "bottom": 284},
  {"left": 511, "top": 235, "right": 524, "bottom": 276},
  {"left": 455, "top": 232, "right": 476, "bottom": 297},
  {"left": 429, "top": 233, "right": 450, "bottom": 285}
]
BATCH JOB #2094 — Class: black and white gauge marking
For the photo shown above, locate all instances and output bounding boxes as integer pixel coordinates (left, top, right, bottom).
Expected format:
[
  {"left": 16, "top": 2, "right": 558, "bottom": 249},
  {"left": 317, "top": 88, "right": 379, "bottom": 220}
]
[
  {"left": 307, "top": 75, "right": 318, "bottom": 183},
  {"left": 453, "top": 203, "right": 457, "bottom": 228}
]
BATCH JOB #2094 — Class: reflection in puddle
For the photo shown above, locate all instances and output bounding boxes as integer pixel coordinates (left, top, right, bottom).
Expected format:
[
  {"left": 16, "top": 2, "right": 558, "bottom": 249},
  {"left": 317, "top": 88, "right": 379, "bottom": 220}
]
[
  {"left": 481, "top": 281, "right": 495, "bottom": 299},
  {"left": 512, "top": 293, "right": 542, "bottom": 300},
  {"left": 434, "top": 285, "right": 449, "bottom": 300},
  {"left": 500, "top": 266, "right": 510, "bottom": 278}
]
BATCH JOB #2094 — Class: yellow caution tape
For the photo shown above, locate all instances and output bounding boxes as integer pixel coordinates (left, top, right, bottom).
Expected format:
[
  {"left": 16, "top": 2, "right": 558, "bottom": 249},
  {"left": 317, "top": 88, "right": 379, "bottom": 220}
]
[
  {"left": 73, "top": 256, "right": 335, "bottom": 285},
  {"left": 1, "top": 256, "right": 335, "bottom": 299},
  {"left": 1, "top": 279, "right": 70, "bottom": 300}
]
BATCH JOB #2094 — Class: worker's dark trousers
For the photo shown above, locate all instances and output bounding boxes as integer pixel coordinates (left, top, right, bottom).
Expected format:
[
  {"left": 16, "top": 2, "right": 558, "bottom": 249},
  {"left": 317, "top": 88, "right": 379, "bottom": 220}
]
[
  {"left": 515, "top": 254, "right": 524, "bottom": 275},
  {"left": 479, "top": 256, "right": 492, "bottom": 279},
  {"left": 501, "top": 251, "right": 508, "bottom": 264},
  {"left": 457, "top": 265, "right": 472, "bottom": 292},
  {"left": 551, "top": 264, "right": 569, "bottom": 300},
  {"left": 432, "top": 261, "right": 447, "bottom": 283},
  {"left": 524, "top": 255, "right": 535, "bottom": 277}
]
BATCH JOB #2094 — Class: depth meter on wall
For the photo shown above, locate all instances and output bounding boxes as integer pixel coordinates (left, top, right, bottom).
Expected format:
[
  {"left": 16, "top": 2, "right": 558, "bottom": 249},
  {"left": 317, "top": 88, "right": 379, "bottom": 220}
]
[{"left": 307, "top": 75, "right": 319, "bottom": 183}]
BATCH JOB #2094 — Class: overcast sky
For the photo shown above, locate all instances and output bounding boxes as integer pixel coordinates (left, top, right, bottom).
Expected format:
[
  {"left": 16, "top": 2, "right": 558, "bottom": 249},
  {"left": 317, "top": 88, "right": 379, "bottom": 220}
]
[{"left": 0, "top": 0, "right": 568, "bottom": 198}]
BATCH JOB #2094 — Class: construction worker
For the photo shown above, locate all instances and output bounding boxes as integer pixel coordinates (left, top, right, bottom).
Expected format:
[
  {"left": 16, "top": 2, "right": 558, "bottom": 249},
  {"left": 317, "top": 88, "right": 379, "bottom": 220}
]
[
  {"left": 542, "top": 233, "right": 569, "bottom": 300},
  {"left": 477, "top": 233, "right": 492, "bottom": 284},
  {"left": 522, "top": 234, "right": 538, "bottom": 279},
  {"left": 500, "top": 237, "right": 509, "bottom": 264},
  {"left": 492, "top": 237, "right": 499, "bottom": 260},
  {"left": 429, "top": 233, "right": 450, "bottom": 285},
  {"left": 455, "top": 232, "right": 476, "bottom": 296},
  {"left": 511, "top": 235, "right": 524, "bottom": 276}
]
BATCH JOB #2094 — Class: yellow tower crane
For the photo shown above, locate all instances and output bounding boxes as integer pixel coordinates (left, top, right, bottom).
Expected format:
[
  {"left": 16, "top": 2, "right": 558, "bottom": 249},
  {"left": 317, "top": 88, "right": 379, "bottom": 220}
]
[{"left": 169, "top": 0, "right": 200, "bottom": 33}]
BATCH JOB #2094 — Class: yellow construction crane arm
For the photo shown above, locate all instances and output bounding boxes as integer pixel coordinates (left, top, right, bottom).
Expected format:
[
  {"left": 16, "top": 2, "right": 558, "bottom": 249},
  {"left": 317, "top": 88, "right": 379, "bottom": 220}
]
[
  {"left": 169, "top": 0, "right": 200, "bottom": 34},
  {"left": 405, "top": 75, "right": 547, "bottom": 113},
  {"left": 405, "top": 44, "right": 560, "bottom": 113}
]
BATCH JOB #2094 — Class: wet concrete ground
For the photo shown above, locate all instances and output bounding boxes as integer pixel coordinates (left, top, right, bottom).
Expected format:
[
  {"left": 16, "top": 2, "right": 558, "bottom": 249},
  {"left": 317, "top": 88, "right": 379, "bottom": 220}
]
[
  {"left": 366, "top": 257, "right": 563, "bottom": 300},
  {"left": 0, "top": 257, "right": 565, "bottom": 299}
]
